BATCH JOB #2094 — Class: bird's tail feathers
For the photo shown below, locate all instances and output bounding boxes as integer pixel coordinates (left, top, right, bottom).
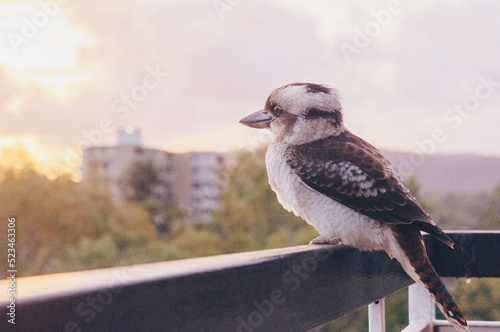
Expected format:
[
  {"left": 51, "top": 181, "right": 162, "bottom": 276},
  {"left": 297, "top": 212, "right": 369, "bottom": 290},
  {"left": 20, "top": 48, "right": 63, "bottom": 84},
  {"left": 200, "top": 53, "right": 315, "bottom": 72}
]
[
  {"left": 390, "top": 225, "right": 469, "bottom": 332},
  {"left": 416, "top": 256, "right": 469, "bottom": 331}
]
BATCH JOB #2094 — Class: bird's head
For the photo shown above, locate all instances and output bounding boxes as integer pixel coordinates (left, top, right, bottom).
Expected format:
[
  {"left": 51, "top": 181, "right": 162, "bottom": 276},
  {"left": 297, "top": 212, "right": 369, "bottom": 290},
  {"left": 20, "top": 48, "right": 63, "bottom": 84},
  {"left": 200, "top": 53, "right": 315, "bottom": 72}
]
[{"left": 239, "top": 83, "right": 345, "bottom": 145}]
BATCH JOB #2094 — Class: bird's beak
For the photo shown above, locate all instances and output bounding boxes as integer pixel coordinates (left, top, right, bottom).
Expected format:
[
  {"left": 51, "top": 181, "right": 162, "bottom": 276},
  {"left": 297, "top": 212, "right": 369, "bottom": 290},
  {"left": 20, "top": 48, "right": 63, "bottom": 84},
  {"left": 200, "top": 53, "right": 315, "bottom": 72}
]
[{"left": 239, "top": 110, "right": 273, "bottom": 129}]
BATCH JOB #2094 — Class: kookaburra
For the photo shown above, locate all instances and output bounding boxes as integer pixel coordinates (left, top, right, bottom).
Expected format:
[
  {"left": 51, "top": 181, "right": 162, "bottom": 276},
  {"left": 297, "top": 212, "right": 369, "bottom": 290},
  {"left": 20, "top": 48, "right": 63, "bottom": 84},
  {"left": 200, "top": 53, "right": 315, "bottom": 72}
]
[{"left": 239, "top": 83, "right": 468, "bottom": 331}]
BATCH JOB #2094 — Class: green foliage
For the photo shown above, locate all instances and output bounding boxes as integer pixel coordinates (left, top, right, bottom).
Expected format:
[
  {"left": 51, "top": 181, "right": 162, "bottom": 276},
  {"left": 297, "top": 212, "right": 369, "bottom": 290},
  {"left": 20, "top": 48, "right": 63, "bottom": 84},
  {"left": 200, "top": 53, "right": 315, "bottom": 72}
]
[
  {"left": 122, "top": 160, "right": 161, "bottom": 202},
  {"left": 450, "top": 278, "right": 500, "bottom": 321},
  {"left": 479, "top": 184, "right": 500, "bottom": 230},
  {"left": 0, "top": 166, "right": 113, "bottom": 273},
  {"left": 405, "top": 174, "right": 432, "bottom": 213},
  {"left": 121, "top": 160, "right": 180, "bottom": 232},
  {"left": 405, "top": 174, "right": 496, "bottom": 230},
  {"left": 429, "top": 191, "right": 490, "bottom": 230}
]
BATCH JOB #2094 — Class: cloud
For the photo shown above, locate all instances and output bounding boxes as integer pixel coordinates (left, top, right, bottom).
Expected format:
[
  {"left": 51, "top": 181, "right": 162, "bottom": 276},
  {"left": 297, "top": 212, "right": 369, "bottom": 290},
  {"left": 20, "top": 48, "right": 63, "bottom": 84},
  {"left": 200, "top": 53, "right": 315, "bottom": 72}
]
[
  {"left": 0, "top": 0, "right": 499, "bottom": 177},
  {"left": 58, "top": 0, "right": 334, "bottom": 146}
]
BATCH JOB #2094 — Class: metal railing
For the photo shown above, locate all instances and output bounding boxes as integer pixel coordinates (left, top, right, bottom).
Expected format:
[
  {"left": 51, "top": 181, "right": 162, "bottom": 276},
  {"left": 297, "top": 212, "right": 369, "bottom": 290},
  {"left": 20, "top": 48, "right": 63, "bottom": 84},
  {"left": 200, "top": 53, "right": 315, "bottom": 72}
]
[
  {"left": 1, "top": 231, "right": 499, "bottom": 331},
  {"left": 370, "top": 231, "right": 500, "bottom": 332}
]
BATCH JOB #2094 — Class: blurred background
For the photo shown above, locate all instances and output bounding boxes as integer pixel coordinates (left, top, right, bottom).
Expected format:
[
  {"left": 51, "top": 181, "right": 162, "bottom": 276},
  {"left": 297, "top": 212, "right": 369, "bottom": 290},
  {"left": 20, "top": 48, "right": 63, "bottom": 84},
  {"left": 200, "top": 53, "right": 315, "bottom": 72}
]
[{"left": 1, "top": 0, "right": 499, "bottom": 329}]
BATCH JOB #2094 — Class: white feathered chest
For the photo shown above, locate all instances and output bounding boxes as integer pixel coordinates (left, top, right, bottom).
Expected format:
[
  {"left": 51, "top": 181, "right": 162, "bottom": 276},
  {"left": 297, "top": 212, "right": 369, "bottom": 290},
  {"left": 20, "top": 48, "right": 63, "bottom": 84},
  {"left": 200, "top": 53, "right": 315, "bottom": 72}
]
[{"left": 265, "top": 140, "right": 391, "bottom": 252}]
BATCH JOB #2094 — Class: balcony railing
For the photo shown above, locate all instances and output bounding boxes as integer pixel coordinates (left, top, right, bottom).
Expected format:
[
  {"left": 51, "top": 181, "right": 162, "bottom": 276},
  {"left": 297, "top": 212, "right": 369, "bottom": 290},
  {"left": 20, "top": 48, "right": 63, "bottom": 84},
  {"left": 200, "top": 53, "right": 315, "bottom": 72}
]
[{"left": 1, "top": 231, "right": 499, "bottom": 331}]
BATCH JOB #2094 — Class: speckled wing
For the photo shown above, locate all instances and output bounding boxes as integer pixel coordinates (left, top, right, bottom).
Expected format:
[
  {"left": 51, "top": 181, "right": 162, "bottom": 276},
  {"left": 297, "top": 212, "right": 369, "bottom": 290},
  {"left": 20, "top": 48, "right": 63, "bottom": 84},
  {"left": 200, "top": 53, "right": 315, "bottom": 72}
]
[{"left": 286, "top": 131, "right": 453, "bottom": 247}]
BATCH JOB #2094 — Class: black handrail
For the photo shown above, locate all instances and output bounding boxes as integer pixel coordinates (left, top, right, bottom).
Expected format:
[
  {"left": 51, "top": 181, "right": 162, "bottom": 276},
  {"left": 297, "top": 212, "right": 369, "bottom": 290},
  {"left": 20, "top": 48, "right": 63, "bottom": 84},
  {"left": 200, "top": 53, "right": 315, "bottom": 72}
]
[{"left": 1, "top": 231, "right": 498, "bottom": 331}]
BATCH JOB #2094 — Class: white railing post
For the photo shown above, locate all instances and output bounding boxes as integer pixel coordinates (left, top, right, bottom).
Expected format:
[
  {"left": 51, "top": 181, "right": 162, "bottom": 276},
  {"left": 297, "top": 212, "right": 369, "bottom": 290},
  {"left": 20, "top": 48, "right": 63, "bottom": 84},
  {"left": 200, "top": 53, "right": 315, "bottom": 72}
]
[
  {"left": 402, "top": 282, "right": 435, "bottom": 332},
  {"left": 368, "top": 298, "right": 386, "bottom": 332}
]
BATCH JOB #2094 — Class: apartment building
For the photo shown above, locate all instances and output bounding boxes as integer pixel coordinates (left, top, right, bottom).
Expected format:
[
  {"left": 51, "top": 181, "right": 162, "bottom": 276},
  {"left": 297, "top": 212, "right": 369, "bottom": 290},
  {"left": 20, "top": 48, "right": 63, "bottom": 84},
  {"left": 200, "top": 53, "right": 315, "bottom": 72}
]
[
  {"left": 81, "top": 129, "right": 226, "bottom": 223},
  {"left": 171, "top": 152, "right": 226, "bottom": 223},
  {"left": 81, "top": 129, "right": 174, "bottom": 204}
]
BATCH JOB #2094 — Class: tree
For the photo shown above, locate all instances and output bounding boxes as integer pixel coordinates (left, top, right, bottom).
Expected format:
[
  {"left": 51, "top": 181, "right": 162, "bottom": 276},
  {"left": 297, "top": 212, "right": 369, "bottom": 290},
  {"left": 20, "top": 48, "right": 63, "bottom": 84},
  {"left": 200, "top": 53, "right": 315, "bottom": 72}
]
[
  {"left": 122, "top": 160, "right": 163, "bottom": 202},
  {"left": 121, "top": 160, "right": 178, "bottom": 232},
  {"left": 0, "top": 166, "right": 115, "bottom": 275},
  {"left": 405, "top": 174, "right": 433, "bottom": 212},
  {"left": 479, "top": 183, "right": 500, "bottom": 230},
  {"left": 451, "top": 278, "right": 500, "bottom": 321}
]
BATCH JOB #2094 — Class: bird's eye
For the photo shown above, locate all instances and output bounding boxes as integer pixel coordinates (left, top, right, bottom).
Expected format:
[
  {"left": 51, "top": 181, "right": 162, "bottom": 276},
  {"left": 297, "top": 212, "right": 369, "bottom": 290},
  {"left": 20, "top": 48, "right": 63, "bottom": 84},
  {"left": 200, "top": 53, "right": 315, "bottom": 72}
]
[{"left": 272, "top": 105, "right": 283, "bottom": 117}]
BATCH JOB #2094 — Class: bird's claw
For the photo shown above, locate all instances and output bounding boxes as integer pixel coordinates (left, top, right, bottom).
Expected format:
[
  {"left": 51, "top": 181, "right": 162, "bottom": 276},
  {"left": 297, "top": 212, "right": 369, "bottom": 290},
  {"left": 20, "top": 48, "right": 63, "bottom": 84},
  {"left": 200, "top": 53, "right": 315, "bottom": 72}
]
[{"left": 309, "top": 235, "right": 343, "bottom": 245}]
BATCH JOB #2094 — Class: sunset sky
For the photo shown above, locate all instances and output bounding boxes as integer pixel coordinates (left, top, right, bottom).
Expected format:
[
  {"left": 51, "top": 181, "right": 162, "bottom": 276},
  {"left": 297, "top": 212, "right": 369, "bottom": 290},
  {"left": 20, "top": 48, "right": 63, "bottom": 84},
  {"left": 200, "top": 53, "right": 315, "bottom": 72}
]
[{"left": 1, "top": 0, "right": 499, "bottom": 179}]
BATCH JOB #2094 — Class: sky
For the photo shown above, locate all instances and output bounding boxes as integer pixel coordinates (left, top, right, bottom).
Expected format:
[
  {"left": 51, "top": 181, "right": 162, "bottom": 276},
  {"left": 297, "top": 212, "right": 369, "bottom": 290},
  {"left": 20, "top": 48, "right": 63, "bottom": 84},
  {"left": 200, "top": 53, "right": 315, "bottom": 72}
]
[{"left": 0, "top": 0, "right": 499, "bottom": 179}]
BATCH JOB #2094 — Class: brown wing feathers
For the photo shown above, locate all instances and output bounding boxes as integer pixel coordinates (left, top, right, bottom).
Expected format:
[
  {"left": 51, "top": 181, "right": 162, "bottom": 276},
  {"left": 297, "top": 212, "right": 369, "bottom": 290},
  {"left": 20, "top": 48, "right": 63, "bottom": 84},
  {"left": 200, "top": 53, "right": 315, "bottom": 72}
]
[{"left": 286, "top": 131, "right": 454, "bottom": 248}]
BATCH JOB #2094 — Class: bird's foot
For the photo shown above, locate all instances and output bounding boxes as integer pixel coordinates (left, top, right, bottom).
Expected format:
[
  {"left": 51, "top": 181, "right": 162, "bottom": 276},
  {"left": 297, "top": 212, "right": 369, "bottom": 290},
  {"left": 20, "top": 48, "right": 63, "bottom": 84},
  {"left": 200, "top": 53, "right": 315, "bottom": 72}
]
[{"left": 309, "top": 235, "right": 343, "bottom": 245}]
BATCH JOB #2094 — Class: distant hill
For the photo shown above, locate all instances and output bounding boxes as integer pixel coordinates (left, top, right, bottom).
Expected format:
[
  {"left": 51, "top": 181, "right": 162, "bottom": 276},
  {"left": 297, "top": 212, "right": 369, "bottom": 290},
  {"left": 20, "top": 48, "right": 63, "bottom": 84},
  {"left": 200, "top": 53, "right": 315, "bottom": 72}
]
[{"left": 381, "top": 150, "right": 500, "bottom": 194}]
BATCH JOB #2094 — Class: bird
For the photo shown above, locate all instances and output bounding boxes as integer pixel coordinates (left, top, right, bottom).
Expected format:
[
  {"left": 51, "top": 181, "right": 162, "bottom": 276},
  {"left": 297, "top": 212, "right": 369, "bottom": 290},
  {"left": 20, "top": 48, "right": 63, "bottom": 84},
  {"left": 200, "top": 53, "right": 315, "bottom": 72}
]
[{"left": 239, "top": 82, "right": 469, "bottom": 331}]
